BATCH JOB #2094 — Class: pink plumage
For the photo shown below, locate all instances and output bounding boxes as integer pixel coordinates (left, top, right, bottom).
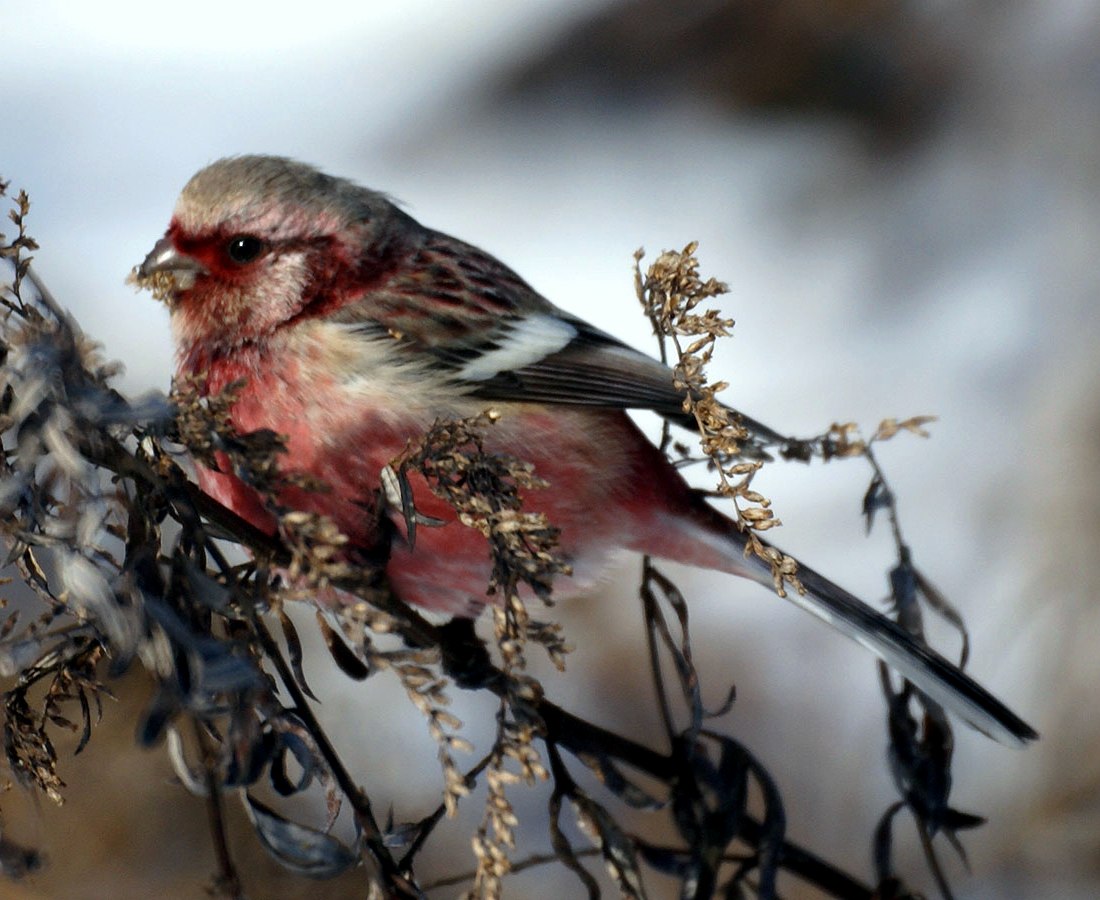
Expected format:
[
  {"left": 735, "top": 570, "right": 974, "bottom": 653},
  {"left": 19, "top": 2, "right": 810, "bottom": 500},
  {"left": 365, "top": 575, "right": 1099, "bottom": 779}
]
[{"left": 138, "top": 155, "right": 1034, "bottom": 746}]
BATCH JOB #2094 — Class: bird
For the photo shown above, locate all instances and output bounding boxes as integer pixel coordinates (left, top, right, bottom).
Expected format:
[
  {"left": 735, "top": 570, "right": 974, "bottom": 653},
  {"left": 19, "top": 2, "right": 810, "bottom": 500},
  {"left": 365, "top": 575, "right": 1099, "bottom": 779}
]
[{"left": 137, "top": 155, "right": 1035, "bottom": 747}]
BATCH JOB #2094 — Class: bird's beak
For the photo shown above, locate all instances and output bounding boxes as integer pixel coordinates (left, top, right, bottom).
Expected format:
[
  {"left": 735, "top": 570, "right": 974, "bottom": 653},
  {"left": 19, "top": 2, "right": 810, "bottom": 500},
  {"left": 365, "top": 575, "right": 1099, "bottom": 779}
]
[{"left": 138, "top": 236, "right": 207, "bottom": 288}]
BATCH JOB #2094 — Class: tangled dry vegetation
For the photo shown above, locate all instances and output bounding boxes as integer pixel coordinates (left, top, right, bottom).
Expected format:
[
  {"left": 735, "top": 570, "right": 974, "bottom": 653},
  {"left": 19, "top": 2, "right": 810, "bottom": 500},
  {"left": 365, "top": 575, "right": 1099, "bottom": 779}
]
[{"left": 0, "top": 180, "right": 987, "bottom": 898}]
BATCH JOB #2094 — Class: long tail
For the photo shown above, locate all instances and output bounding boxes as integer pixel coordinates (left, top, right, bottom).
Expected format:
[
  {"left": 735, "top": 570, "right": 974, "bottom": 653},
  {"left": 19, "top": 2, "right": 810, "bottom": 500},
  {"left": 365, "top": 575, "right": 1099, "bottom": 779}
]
[{"left": 658, "top": 501, "right": 1037, "bottom": 747}]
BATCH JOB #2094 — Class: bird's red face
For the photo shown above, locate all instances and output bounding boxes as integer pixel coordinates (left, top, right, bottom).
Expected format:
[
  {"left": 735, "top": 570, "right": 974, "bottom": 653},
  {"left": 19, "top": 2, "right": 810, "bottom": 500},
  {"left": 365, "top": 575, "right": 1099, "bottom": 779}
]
[
  {"left": 166, "top": 224, "right": 272, "bottom": 287},
  {"left": 140, "top": 221, "right": 329, "bottom": 351},
  {"left": 136, "top": 156, "right": 394, "bottom": 354}
]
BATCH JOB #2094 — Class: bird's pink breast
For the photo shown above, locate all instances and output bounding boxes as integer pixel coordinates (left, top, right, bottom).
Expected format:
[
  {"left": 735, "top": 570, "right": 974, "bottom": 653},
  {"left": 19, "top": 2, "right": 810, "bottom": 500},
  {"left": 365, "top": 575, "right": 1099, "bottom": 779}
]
[{"left": 187, "top": 342, "right": 711, "bottom": 615}]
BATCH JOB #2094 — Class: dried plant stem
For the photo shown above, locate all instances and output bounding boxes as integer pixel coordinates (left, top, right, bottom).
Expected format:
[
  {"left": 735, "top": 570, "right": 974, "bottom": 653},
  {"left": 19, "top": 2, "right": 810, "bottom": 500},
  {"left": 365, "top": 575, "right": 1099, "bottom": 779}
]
[
  {"left": 246, "top": 612, "right": 419, "bottom": 894},
  {"left": 194, "top": 716, "right": 246, "bottom": 900}
]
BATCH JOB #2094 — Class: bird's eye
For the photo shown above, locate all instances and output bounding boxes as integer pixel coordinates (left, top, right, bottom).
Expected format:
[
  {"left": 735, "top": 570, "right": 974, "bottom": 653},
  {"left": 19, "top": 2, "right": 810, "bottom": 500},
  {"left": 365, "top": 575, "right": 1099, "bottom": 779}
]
[{"left": 225, "top": 235, "right": 265, "bottom": 264}]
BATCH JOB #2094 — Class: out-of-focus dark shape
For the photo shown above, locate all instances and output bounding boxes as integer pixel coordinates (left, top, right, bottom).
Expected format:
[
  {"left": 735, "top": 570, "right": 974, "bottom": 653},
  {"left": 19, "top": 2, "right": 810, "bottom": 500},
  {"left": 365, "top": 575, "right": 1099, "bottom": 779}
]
[
  {"left": 0, "top": 832, "right": 44, "bottom": 881},
  {"left": 499, "top": 0, "right": 957, "bottom": 144}
]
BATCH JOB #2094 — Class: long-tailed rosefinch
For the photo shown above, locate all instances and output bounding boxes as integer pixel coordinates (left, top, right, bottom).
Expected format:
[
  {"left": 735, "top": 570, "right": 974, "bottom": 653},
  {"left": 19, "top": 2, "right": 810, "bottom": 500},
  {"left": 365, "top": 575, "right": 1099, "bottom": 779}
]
[{"left": 137, "top": 155, "right": 1034, "bottom": 745}]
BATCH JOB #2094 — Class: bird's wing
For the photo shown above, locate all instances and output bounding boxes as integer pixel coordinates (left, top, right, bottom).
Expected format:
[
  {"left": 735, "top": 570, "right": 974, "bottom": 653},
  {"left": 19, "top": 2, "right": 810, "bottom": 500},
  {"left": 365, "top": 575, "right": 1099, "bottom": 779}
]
[
  {"left": 338, "top": 229, "right": 786, "bottom": 448},
  {"left": 449, "top": 317, "right": 787, "bottom": 447}
]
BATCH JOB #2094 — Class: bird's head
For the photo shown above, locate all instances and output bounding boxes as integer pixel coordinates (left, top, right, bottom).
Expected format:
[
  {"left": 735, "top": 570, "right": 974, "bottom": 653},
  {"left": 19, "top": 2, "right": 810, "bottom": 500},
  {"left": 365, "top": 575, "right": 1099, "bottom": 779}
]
[{"left": 137, "top": 155, "right": 405, "bottom": 352}]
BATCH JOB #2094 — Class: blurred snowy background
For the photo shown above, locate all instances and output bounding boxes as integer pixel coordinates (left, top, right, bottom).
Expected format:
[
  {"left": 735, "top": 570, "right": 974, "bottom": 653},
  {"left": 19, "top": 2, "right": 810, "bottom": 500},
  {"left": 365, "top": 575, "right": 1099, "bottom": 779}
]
[{"left": 3, "top": 1, "right": 1098, "bottom": 897}]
